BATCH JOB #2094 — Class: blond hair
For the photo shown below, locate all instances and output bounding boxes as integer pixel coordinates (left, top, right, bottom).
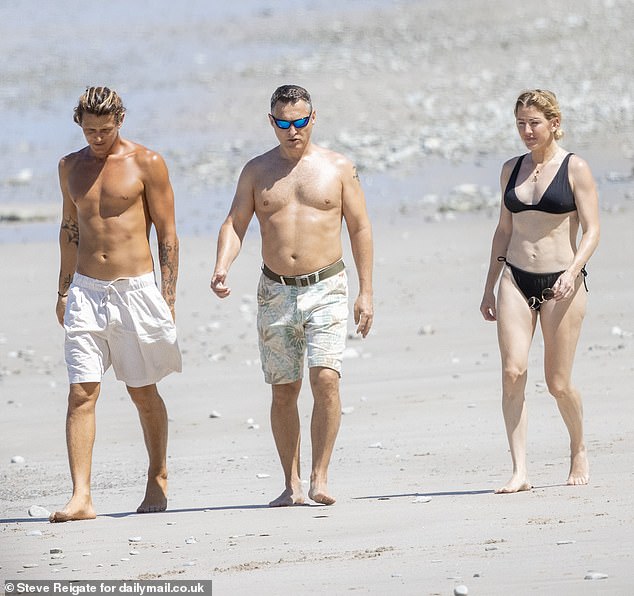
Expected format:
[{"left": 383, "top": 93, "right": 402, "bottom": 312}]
[
  {"left": 515, "top": 89, "right": 564, "bottom": 140},
  {"left": 73, "top": 86, "right": 126, "bottom": 125}
]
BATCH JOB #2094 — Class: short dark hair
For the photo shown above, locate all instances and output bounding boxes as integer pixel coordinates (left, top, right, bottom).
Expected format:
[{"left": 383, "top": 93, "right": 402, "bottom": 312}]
[
  {"left": 73, "top": 86, "right": 126, "bottom": 125},
  {"left": 270, "top": 84, "right": 312, "bottom": 112}
]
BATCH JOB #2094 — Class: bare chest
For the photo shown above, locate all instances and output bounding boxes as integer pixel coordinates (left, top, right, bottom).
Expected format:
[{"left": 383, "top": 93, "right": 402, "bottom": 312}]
[
  {"left": 256, "top": 163, "right": 341, "bottom": 214},
  {"left": 68, "top": 158, "right": 145, "bottom": 217}
]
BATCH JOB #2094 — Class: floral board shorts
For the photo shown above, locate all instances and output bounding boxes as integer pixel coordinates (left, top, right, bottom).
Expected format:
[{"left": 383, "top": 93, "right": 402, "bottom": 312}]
[
  {"left": 256, "top": 269, "right": 348, "bottom": 385},
  {"left": 64, "top": 272, "right": 182, "bottom": 388}
]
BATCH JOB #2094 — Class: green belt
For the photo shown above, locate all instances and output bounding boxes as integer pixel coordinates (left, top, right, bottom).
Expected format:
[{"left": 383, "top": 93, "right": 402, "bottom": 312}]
[{"left": 262, "top": 260, "right": 345, "bottom": 287}]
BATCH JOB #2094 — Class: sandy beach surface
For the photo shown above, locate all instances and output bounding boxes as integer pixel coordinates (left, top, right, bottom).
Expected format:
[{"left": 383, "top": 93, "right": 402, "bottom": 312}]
[
  {"left": 2, "top": 210, "right": 633, "bottom": 594},
  {"left": 2, "top": 0, "right": 634, "bottom": 594}
]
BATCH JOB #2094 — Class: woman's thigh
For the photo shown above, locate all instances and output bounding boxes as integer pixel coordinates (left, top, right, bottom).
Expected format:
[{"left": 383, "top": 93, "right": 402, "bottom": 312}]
[
  {"left": 540, "top": 281, "right": 587, "bottom": 383},
  {"left": 496, "top": 270, "right": 537, "bottom": 370}
]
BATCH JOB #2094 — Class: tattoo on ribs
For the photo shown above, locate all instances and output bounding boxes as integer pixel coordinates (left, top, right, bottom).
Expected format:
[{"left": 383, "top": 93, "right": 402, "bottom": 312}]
[{"left": 61, "top": 217, "right": 79, "bottom": 246}]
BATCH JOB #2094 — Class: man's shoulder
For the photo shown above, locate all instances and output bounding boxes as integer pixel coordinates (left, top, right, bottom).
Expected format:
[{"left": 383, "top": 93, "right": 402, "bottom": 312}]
[
  {"left": 124, "top": 141, "right": 168, "bottom": 173},
  {"left": 125, "top": 139, "right": 159, "bottom": 159},
  {"left": 59, "top": 148, "right": 91, "bottom": 177},
  {"left": 248, "top": 147, "right": 278, "bottom": 165},
  {"left": 242, "top": 147, "right": 279, "bottom": 175},
  {"left": 60, "top": 147, "right": 86, "bottom": 166},
  {"left": 313, "top": 144, "right": 353, "bottom": 168}
]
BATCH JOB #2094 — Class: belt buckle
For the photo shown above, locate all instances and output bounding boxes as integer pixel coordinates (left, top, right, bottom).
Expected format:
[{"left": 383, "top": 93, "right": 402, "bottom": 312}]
[{"left": 296, "top": 273, "right": 313, "bottom": 287}]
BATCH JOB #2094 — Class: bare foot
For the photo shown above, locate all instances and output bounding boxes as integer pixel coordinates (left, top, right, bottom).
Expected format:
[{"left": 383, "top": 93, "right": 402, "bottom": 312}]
[
  {"left": 269, "top": 487, "right": 305, "bottom": 507},
  {"left": 137, "top": 474, "right": 168, "bottom": 513},
  {"left": 495, "top": 475, "right": 533, "bottom": 494},
  {"left": 49, "top": 495, "right": 96, "bottom": 523},
  {"left": 567, "top": 449, "right": 589, "bottom": 486},
  {"left": 308, "top": 482, "right": 336, "bottom": 505}
]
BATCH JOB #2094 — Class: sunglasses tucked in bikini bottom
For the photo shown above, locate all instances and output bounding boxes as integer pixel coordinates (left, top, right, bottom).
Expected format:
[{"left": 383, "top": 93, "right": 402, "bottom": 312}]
[{"left": 498, "top": 257, "right": 587, "bottom": 311}]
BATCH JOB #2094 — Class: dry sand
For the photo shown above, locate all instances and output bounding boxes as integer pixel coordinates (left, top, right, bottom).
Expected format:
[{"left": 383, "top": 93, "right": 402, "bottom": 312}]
[
  {"left": 2, "top": 0, "right": 634, "bottom": 594},
  {"left": 1, "top": 206, "right": 633, "bottom": 594}
]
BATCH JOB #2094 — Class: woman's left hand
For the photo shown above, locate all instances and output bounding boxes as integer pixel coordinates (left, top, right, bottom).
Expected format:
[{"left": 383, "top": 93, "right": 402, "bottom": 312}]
[{"left": 553, "top": 270, "right": 578, "bottom": 301}]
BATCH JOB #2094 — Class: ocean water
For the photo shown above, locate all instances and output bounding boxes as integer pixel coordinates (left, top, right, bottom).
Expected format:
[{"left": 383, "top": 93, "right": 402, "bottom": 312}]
[
  {"left": 0, "top": 0, "right": 409, "bottom": 243},
  {"left": 1, "top": 0, "right": 632, "bottom": 244}
]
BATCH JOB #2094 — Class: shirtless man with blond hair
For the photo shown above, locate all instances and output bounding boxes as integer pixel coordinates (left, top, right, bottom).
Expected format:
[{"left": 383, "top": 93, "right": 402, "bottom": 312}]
[
  {"left": 51, "top": 86, "right": 181, "bottom": 522},
  {"left": 211, "top": 84, "right": 373, "bottom": 506}
]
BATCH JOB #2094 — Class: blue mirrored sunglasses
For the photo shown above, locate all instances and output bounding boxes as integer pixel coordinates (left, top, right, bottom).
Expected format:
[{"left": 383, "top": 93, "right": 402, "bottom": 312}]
[{"left": 270, "top": 111, "right": 312, "bottom": 130}]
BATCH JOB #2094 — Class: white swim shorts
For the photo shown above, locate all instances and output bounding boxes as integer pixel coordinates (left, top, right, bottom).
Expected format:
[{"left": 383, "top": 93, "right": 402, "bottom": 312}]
[{"left": 64, "top": 272, "right": 182, "bottom": 387}]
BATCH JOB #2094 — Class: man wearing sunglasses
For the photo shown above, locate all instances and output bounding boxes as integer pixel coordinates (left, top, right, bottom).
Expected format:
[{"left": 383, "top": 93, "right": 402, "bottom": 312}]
[{"left": 211, "top": 84, "right": 374, "bottom": 507}]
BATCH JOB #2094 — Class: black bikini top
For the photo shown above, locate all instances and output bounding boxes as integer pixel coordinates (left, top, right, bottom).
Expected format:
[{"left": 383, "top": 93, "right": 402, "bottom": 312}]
[{"left": 504, "top": 153, "right": 576, "bottom": 214}]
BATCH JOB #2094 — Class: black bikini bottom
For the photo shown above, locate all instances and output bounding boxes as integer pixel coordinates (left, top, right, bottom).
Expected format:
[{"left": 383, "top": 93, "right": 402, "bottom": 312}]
[{"left": 498, "top": 257, "right": 587, "bottom": 311}]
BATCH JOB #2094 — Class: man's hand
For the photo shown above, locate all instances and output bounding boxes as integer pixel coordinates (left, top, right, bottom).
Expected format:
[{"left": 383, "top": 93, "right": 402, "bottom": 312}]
[
  {"left": 56, "top": 295, "right": 67, "bottom": 326},
  {"left": 353, "top": 293, "right": 373, "bottom": 338},
  {"left": 210, "top": 271, "right": 231, "bottom": 298}
]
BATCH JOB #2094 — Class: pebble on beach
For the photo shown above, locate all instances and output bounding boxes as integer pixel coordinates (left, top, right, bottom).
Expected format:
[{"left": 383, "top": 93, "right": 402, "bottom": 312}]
[
  {"left": 28, "top": 505, "right": 51, "bottom": 518},
  {"left": 584, "top": 571, "right": 608, "bottom": 580}
]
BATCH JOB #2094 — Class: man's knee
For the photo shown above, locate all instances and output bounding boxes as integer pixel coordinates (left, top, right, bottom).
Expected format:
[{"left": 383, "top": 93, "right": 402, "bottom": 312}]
[
  {"left": 271, "top": 380, "right": 302, "bottom": 407},
  {"left": 127, "top": 385, "right": 161, "bottom": 410},
  {"left": 309, "top": 367, "right": 340, "bottom": 398},
  {"left": 68, "top": 382, "right": 100, "bottom": 409}
]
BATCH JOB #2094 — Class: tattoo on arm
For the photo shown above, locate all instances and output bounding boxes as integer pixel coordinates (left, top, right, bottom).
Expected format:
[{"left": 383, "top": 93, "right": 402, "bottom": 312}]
[
  {"left": 352, "top": 166, "right": 361, "bottom": 183},
  {"left": 61, "top": 216, "right": 79, "bottom": 246},
  {"left": 158, "top": 239, "right": 179, "bottom": 307},
  {"left": 60, "top": 274, "right": 73, "bottom": 294}
]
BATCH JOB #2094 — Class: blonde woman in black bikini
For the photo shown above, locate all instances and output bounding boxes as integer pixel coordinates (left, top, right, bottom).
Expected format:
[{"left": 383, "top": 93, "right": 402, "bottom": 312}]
[{"left": 480, "top": 89, "right": 600, "bottom": 494}]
